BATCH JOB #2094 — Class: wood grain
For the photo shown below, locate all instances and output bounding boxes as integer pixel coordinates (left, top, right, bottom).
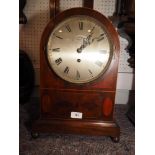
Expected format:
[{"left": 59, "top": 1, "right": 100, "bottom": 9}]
[{"left": 32, "top": 7, "right": 120, "bottom": 141}]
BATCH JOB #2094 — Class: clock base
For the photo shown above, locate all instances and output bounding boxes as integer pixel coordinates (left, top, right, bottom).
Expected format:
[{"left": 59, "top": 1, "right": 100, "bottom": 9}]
[{"left": 31, "top": 118, "right": 120, "bottom": 142}]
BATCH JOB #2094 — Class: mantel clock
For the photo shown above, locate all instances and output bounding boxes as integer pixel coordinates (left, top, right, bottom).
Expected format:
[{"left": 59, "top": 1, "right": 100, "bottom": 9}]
[{"left": 32, "top": 4, "right": 120, "bottom": 142}]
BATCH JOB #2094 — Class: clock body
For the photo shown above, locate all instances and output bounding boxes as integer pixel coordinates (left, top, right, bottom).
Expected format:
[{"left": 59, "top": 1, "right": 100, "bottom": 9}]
[{"left": 32, "top": 8, "right": 120, "bottom": 141}]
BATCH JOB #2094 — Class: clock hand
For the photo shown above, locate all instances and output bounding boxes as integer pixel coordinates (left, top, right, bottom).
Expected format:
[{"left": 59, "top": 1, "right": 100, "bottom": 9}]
[
  {"left": 77, "top": 32, "right": 94, "bottom": 53},
  {"left": 77, "top": 25, "right": 96, "bottom": 53},
  {"left": 82, "top": 25, "right": 96, "bottom": 46},
  {"left": 77, "top": 38, "right": 89, "bottom": 53}
]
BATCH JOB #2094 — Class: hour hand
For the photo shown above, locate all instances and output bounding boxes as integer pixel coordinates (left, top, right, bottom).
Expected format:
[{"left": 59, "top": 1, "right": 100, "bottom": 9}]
[{"left": 77, "top": 38, "right": 87, "bottom": 53}]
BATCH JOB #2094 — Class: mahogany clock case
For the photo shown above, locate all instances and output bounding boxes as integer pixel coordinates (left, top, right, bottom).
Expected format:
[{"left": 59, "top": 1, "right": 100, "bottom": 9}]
[
  {"left": 32, "top": 8, "right": 120, "bottom": 140},
  {"left": 40, "top": 8, "right": 120, "bottom": 90}
]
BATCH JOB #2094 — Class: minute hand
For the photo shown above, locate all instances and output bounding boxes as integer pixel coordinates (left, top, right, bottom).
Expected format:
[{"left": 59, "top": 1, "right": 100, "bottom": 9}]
[
  {"left": 79, "top": 25, "right": 96, "bottom": 48},
  {"left": 77, "top": 32, "right": 94, "bottom": 53},
  {"left": 83, "top": 32, "right": 94, "bottom": 46}
]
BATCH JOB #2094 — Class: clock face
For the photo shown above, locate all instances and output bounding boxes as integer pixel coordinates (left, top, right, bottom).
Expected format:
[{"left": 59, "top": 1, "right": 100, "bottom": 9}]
[{"left": 46, "top": 15, "right": 113, "bottom": 84}]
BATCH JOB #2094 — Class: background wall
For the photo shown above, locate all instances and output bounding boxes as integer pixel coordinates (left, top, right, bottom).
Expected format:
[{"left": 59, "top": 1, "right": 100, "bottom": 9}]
[{"left": 19, "top": 0, "right": 135, "bottom": 104}]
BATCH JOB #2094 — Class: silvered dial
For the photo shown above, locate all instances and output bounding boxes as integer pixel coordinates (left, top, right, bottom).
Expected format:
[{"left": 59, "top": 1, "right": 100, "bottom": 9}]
[{"left": 47, "top": 16, "right": 113, "bottom": 84}]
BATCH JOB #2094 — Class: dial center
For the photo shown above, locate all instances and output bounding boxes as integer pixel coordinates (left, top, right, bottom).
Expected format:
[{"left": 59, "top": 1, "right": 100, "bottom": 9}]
[{"left": 77, "top": 59, "right": 81, "bottom": 62}]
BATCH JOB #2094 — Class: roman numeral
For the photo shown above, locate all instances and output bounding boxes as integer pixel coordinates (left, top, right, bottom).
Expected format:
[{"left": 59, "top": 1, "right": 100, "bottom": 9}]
[
  {"left": 55, "top": 58, "right": 62, "bottom": 65},
  {"left": 64, "top": 66, "right": 69, "bottom": 74},
  {"left": 97, "top": 37, "right": 104, "bottom": 42},
  {"left": 53, "top": 33, "right": 63, "bottom": 39},
  {"left": 90, "top": 25, "right": 95, "bottom": 33},
  {"left": 79, "top": 22, "right": 83, "bottom": 30},
  {"left": 97, "top": 33, "right": 105, "bottom": 42},
  {"left": 66, "top": 25, "right": 71, "bottom": 32},
  {"left": 88, "top": 69, "right": 93, "bottom": 77},
  {"left": 95, "top": 60, "right": 103, "bottom": 67},
  {"left": 55, "top": 35, "right": 63, "bottom": 39},
  {"left": 76, "top": 70, "right": 80, "bottom": 80},
  {"left": 52, "top": 48, "right": 60, "bottom": 52}
]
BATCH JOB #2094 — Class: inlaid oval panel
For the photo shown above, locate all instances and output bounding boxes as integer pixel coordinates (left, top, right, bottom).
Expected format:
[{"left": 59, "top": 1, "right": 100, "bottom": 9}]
[
  {"left": 103, "top": 97, "right": 113, "bottom": 116},
  {"left": 42, "top": 94, "right": 51, "bottom": 113}
]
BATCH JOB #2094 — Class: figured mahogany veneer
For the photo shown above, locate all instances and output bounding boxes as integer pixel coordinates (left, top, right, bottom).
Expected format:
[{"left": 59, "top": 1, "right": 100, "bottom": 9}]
[
  {"left": 40, "top": 89, "right": 115, "bottom": 121},
  {"left": 32, "top": 7, "right": 120, "bottom": 142}
]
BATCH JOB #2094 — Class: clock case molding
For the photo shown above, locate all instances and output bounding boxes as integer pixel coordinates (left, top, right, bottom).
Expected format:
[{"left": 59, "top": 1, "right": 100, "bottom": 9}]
[{"left": 32, "top": 0, "right": 120, "bottom": 142}]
